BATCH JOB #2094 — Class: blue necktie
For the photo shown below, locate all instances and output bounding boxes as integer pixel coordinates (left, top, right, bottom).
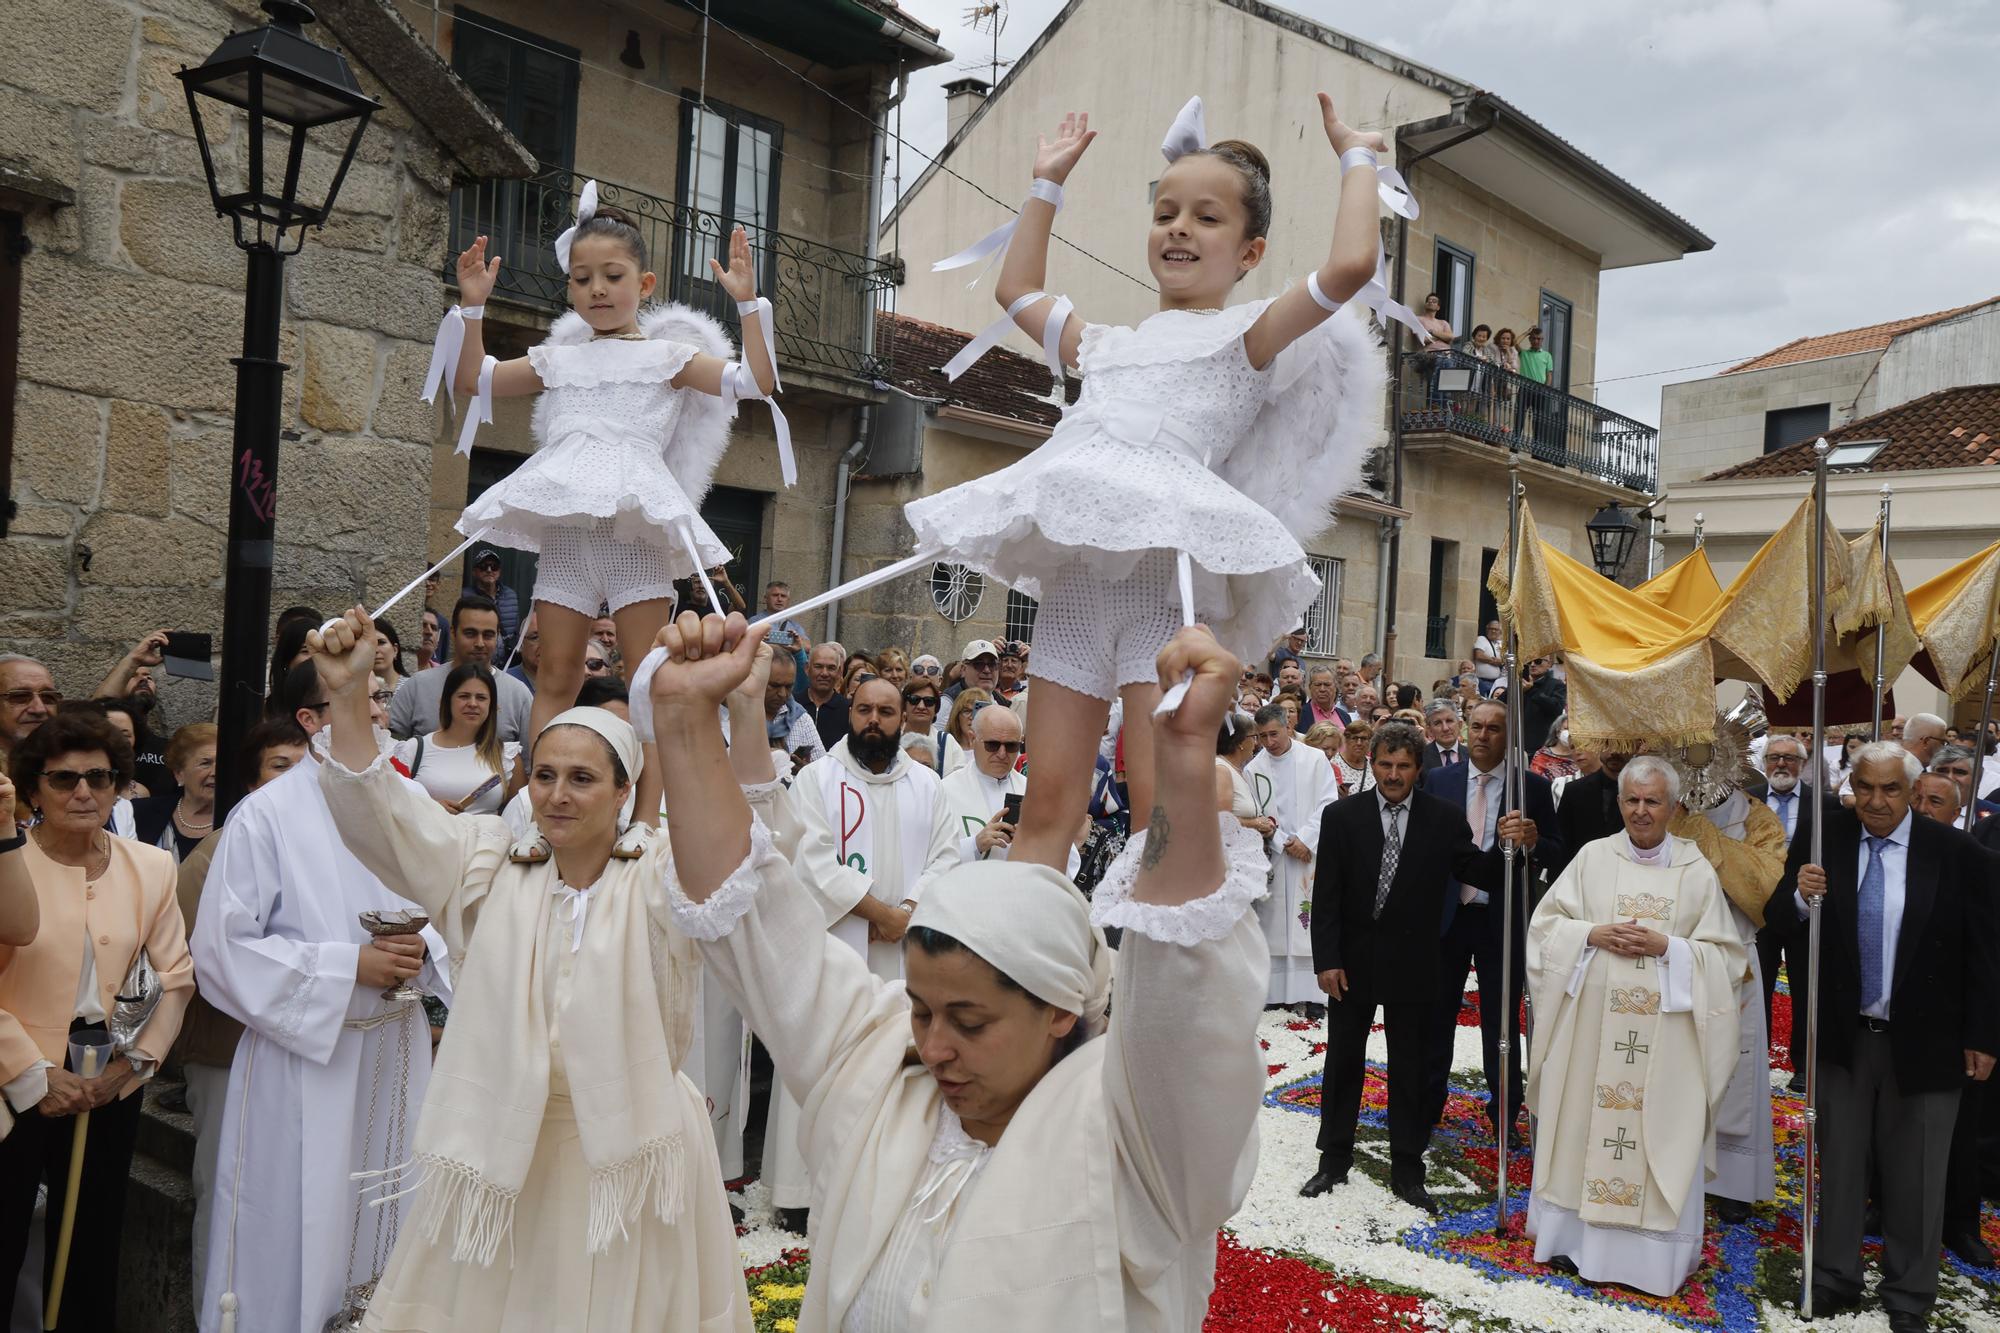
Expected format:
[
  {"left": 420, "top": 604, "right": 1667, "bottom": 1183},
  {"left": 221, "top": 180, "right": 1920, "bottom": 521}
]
[
  {"left": 1772, "top": 790, "right": 1796, "bottom": 837},
  {"left": 1857, "top": 835, "right": 1887, "bottom": 1013}
]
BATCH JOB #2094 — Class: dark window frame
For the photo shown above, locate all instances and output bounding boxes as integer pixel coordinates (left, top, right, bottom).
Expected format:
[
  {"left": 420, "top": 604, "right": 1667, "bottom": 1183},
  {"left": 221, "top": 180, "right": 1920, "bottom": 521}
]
[
  {"left": 671, "top": 94, "right": 784, "bottom": 306},
  {"left": 1433, "top": 238, "right": 1476, "bottom": 344},
  {"left": 1537, "top": 289, "right": 1574, "bottom": 394},
  {"left": 1764, "top": 403, "right": 1832, "bottom": 455},
  {"left": 450, "top": 7, "right": 580, "bottom": 170}
]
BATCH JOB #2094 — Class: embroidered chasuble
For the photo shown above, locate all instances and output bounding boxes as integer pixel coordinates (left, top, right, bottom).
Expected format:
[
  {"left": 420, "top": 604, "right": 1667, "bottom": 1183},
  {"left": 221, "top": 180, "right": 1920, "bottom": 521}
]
[{"left": 1525, "top": 834, "right": 1743, "bottom": 1240}]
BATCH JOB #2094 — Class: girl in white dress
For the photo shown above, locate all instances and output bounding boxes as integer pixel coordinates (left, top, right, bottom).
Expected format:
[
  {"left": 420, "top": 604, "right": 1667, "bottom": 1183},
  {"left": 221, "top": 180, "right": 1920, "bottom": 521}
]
[
  {"left": 435, "top": 190, "right": 782, "bottom": 750},
  {"left": 904, "top": 95, "right": 1402, "bottom": 870}
]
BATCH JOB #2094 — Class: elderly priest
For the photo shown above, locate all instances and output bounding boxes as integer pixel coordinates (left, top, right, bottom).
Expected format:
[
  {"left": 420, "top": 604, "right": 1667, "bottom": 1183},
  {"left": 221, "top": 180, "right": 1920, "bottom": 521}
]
[{"left": 1525, "top": 755, "right": 1744, "bottom": 1295}]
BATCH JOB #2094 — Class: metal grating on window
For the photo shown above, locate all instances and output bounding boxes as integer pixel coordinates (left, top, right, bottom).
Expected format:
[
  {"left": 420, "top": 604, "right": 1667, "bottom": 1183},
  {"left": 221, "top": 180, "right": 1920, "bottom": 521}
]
[
  {"left": 1004, "top": 588, "right": 1038, "bottom": 644},
  {"left": 1302, "top": 554, "right": 1342, "bottom": 657}
]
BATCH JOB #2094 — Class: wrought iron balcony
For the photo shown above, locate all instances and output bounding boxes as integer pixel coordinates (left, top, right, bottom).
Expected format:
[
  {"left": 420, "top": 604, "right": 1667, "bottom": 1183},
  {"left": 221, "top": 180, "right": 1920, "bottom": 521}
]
[
  {"left": 1397, "top": 350, "right": 1659, "bottom": 495},
  {"left": 449, "top": 171, "right": 897, "bottom": 382},
  {"left": 1424, "top": 614, "right": 1451, "bottom": 661}
]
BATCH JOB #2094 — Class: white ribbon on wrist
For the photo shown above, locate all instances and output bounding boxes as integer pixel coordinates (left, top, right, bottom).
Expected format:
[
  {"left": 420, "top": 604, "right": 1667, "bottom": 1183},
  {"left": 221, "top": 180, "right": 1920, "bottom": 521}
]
[
  {"left": 723, "top": 296, "right": 795, "bottom": 487},
  {"left": 931, "top": 177, "right": 1065, "bottom": 289},
  {"left": 942, "top": 289, "right": 1071, "bottom": 383},
  {"left": 459, "top": 304, "right": 485, "bottom": 321},
  {"left": 552, "top": 179, "right": 599, "bottom": 274},
  {"left": 455, "top": 354, "right": 495, "bottom": 457},
  {"left": 421, "top": 305, "right": 469, "bottom": 406}
]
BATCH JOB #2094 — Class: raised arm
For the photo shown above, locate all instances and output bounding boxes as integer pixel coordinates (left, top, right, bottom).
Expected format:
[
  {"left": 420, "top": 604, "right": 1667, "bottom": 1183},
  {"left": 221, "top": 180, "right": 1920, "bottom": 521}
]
[
  {"left": 450, "top": 237, "right": 544, "bottom": 399},
  {"left": 305, "top": 607, "right": 505, "bottom": 946},
  {"left": 92, "top": 629, "right": 167, "bottom": 701},
  {"left": 1095, "top": 628, "right": 1269, "bottom": 1245},
  {"left": 650, "top": 613, "right": 902, "bottom": 1112},
  {"left": 989, "top": 113, "right": 1096, "bottom": 372},
  {"left": 1242, "top": 94, "right": 1389, "bottom": 371},
  {"left": 666, "top": 227, "right": 778, "bottom": 399}
]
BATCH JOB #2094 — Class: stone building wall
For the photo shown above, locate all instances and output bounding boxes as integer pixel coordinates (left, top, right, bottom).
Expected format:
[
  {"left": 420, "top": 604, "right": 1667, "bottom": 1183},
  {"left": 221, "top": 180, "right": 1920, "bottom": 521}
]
[{"left": 1, "top": 0, "right": 519, "bottom": 728}]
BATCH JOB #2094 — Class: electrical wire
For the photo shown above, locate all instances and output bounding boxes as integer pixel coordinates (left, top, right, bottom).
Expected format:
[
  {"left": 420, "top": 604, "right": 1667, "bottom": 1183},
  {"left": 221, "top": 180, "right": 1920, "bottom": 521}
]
[{"left": 420, "top": 0, "right": 1157, "bottom": 291}]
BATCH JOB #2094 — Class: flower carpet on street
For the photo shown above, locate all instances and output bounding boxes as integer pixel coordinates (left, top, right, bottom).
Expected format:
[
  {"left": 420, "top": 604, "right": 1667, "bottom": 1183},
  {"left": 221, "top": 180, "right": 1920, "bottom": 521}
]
[{"left": 736, "top": 977, "right": 2000, "bottom": 1330}]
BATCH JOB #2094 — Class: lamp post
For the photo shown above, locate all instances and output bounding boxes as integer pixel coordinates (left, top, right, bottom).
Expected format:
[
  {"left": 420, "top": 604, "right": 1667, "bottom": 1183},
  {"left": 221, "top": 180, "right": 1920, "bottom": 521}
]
[
  {"left": 1585, "top": 499, "right": 1641, "bottom": 580},
  {"left": 178, "top": 0, "right": 377, "bottom": 819}
]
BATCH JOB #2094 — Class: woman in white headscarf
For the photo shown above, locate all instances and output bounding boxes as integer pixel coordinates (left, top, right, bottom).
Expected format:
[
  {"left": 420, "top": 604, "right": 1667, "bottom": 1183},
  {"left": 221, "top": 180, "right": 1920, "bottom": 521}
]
[
  {"left": 641, "top": 611, "right": 1269, "bottom": 1331},
  {"left": 304, "top": 607, "right": 749, "bottom": 1333}
]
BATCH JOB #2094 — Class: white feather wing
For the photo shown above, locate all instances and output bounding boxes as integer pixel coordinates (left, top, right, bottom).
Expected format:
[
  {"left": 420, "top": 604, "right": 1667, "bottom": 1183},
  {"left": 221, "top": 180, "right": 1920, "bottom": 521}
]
[{"left": 1219, "top": 304, "right": 1387, "bottom": 545}]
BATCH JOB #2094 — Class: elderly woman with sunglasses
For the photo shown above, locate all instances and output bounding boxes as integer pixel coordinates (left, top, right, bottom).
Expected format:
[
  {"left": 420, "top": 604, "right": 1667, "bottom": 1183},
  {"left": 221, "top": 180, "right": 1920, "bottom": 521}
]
[
  {"left": 0, "top": 709, "right": 194, "bottom": 1330},
  {"left": 901, "top": 677, "right": 945, "bottom": 763}
]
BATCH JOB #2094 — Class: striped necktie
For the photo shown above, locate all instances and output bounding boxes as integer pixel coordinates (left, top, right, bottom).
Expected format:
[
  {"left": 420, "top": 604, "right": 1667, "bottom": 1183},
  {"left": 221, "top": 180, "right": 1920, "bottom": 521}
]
[{"left": 1374, "top": 804, "right": 1406, "bottom": 919}]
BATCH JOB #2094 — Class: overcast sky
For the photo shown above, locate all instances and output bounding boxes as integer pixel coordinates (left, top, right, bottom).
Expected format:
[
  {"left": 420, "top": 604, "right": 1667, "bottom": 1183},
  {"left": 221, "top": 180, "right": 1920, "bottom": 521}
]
[{"left": 886, "top": 0, "right": 2000, "bottom": 425}]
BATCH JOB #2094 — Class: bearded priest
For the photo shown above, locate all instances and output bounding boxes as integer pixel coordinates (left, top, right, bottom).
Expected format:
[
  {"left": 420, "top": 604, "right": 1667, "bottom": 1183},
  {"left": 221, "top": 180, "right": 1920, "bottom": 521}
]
[{"left": 1525, "top": 755, "right": 1745, "bottom": 1295}]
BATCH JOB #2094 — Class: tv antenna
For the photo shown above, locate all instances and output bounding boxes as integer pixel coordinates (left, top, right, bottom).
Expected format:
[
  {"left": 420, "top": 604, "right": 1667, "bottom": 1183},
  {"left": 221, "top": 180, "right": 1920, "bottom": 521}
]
[{"left": 961, "top": 2, "right": 1011, "bottom": 86}]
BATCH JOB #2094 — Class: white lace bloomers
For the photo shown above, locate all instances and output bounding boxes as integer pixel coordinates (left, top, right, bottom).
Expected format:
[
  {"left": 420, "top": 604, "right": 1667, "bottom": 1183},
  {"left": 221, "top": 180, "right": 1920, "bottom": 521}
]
[
  {"left": 457, "top": 336, "right": 731, "bottom": 578},
  {"left": 903, "top": 302, "right": 1323, "bottom": 669}
]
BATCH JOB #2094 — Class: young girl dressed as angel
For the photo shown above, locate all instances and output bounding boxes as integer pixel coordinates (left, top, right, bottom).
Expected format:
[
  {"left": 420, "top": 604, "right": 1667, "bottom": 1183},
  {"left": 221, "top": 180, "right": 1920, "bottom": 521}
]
[
  {"left": 436, "top": 193, "right": 781, "bottom": 750},
  {"left": 907, "top": 95, "right": 1403, "bottom": 868}
]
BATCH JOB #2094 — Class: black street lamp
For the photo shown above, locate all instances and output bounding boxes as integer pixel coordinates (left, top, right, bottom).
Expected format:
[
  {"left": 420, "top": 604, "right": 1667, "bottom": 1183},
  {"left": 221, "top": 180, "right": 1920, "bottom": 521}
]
[
  {"left": 1585, "top": 499, "right": 1641, "bottom": 579},
  {"left": 178, "top": 0, "right": 377, "bottom": 818}
]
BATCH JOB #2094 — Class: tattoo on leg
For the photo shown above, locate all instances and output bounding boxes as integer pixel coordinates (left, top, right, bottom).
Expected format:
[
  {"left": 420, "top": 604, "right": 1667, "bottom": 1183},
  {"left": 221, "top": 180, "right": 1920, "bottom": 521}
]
[{"left": 1142, "top": 806, "right": 1170, "bottom": 870}]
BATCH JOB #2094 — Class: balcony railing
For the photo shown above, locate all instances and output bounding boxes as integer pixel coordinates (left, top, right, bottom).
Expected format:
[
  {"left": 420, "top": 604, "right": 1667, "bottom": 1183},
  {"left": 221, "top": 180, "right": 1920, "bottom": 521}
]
[
  {"left": 1396, "top": 350, "right": 1659, "bottom": 494},
  {"left": 449, "top": 171, "right": 898, "bottom": 382},
  {"left": 1424, "top": 614, "right": 1451, "bottom": 661}
]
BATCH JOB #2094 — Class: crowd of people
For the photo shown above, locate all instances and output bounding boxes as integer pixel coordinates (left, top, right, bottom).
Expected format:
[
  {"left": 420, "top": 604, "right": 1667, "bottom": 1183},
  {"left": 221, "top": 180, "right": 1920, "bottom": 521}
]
[{"left": 2, "top": 580, "right": 1999, "bottom": 1331}]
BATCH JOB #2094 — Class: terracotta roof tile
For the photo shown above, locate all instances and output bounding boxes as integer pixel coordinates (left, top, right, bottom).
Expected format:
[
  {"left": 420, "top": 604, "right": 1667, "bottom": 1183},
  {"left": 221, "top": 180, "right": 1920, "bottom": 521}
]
[
  {"left": 1721, "top": 299, "right": 2000, "bottom": 375},
  {"left": 879, "top": 313, "right": 1076, "bottom": 429},
  {"left": 1701, "top": 383, "right": 2000, "bottom": 480}
]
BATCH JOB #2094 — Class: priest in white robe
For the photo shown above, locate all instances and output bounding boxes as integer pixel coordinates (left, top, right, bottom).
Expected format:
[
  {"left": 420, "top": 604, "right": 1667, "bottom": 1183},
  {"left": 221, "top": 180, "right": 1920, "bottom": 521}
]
[
  {"left": 768, "top": 678, "right": 957, "bottom": 1225},
  {"left": 1525, "top": 755, "right": 1744, "bottom": 1296},
  {"left": 1243, "top": 703, "right": 1339, "bottom": 1005},
  {"left": 791, "top": 679, "right": 959, "bottom": 979},
  {"left": 938, "top": 703, "right": 1029, "bottom": 865},
  {"left": 1669, "top": 785, "right": 1785, "bottom": 1222},
  {"left": 191, "top": 664, "right": 450, "bottom": 1333}
]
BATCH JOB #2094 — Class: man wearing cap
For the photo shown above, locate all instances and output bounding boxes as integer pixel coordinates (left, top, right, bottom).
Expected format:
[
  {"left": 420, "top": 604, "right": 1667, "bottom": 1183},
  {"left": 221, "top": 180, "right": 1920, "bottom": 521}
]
[
  {"left": 466, "top": 547, "right": 520, "bottom": 656},
  {"left": 945, "top": 639, "right": 1001, "bottom": 705},
  {"left": 995, "top": 641, "right": 1029, "bottom": 702}
]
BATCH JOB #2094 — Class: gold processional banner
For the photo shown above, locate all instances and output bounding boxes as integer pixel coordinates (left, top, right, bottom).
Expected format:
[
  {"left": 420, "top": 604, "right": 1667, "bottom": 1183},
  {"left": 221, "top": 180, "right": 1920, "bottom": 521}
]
[{"left": 1906, "top": 538, "right": 2000, "bottom": 701}]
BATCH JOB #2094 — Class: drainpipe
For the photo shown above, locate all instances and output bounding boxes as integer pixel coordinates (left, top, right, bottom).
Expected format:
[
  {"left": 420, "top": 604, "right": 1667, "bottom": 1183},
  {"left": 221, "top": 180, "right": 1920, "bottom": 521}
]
[
  {"left": 826, "top": 67, "right": 906, "bottom": 644},
  {"left": 1373, "top": 515, "right": 1397, "bottom": 649},
  {"left": 1383, "top": 106, "right": 1494, "bottom": 675}
]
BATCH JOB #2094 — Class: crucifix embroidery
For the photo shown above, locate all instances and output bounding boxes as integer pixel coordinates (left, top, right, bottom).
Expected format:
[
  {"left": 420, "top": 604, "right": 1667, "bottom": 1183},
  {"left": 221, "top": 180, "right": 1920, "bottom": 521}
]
[
  {"left": 1615, "top": 1030, "right": 1649, "bottom": 1065},
  {"left": 1602, "top": 1126, "right": 1637, "bottom": 1161}
]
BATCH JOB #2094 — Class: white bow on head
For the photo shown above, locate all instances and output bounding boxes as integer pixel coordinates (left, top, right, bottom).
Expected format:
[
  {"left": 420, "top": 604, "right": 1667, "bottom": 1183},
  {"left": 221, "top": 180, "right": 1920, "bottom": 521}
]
[
  {"left": 1160, "top": 95, "right": 1207, "bottom": 163},
  {"left": 553, "top": 179, "right": 600, "bottom": 274}
]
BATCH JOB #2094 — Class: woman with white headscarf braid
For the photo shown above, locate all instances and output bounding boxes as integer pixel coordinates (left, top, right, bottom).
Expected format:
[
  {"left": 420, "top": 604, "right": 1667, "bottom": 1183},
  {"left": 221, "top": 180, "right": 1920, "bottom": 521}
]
[
  {"left": 644, "top": 611, "right": 1270, "bottom": 1331},
  {"left": 305, "top": 608, "right": 749, "bottom": 1333}
]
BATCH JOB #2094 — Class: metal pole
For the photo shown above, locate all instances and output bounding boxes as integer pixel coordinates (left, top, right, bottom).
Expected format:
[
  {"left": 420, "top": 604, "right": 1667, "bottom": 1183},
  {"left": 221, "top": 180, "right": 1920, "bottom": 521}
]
[
  {"left": 1494, "top": 448, "right": 1524, "bottom": 1234},
  {"left": 214, "top": 243, "right": 288, "bottom": 822},
  {"left": 1800, "top": 438, "right": 1831, "bottom": 1318},
  {"left": 1692, "top": 512, "right": 1705, "bottom": 549},
  {"left": 1967, "top": 648, "right": 1999, "bottom": 834},
  {"left": 1870, "top": 484, "right": 1893, "bottom": 742}
]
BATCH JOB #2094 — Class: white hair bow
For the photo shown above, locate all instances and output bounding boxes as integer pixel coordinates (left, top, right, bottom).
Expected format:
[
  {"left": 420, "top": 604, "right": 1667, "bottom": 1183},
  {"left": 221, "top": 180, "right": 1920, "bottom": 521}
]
[
  {"left": 553, "top": 179, "right": 600, "bottom": 274},
  {"left": 1160, "top": 95, "right": 1207, "bottom": 162}
]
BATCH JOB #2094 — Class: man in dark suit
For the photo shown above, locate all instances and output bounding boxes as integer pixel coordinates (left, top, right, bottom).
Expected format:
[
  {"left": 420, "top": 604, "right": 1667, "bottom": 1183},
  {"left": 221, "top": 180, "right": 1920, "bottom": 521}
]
[
  {"left": 1418, "top": 698, "right": 1467, "bottom": 772},
  {"left": 1299, "top": 665, "right": 1348, "bottom": 731},
  {"left": 1302, "top": 721, "right": 1530, "bottom": 1214},
  {"left": 1555, "top": 747, "right": 1629, "bottom": 853},
  {"left": 1781, "top": 744, "right": 2000, "bottom": 1332},
  {"left": 1910, "top": 770, "right": 2000, "bottom": 1268},
  {"left": 1418, "top": 699, "right": 1567, "bottom": 1143}
]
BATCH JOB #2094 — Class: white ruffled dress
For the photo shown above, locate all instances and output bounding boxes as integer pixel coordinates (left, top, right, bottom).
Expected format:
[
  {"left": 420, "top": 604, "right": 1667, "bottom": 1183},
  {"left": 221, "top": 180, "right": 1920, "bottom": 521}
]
[
  {"left": 911, "top": 301, "right": 1339, "bottom": 665},
  {"left": 457, "top": 318, "right": 731, "bottom": 575}
]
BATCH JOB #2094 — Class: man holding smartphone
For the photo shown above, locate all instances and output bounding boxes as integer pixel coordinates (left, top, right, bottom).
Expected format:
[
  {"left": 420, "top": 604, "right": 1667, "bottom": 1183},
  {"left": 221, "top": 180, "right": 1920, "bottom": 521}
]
[{"left": 939, "top": 703, "right": 1029, "bottom": 863}]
